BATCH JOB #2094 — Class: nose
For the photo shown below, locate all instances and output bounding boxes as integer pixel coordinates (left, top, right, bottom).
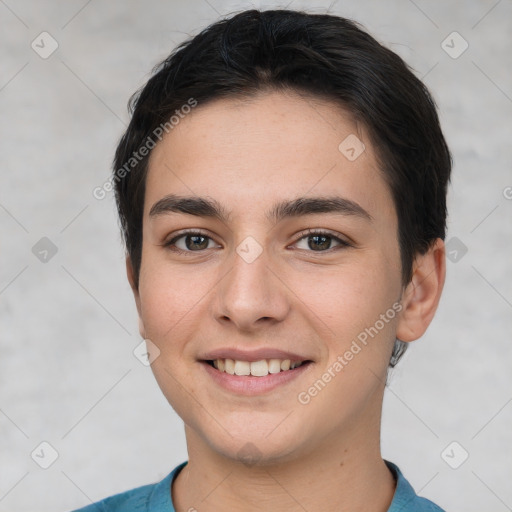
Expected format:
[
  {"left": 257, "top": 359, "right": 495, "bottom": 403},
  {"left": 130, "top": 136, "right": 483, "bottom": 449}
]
[{"left": 213, "top": 243, "right": 290, "bottom": 332}]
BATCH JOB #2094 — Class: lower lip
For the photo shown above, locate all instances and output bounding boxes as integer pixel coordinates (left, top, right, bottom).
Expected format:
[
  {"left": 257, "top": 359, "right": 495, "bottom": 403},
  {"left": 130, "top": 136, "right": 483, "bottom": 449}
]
[{"left": 201, "top": 361, "right": 312, "bottom": 395}]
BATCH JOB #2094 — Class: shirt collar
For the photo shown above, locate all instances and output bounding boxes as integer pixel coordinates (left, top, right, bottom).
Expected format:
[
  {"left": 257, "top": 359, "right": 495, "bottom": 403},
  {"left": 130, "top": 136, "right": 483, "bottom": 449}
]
[
  {"left": 385, "top": 460, "right": 422, "bottom": 511},
  {"left": 147, "top": 461, "right": 187, "bottom": 511}
]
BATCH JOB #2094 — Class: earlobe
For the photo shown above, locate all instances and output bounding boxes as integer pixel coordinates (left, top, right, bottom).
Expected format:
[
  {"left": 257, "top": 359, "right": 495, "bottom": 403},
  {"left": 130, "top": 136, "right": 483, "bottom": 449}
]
[
  {"left": 126, "top": 256, "right": 146, "bottom": 338},
  {"left": 396, "top": 238, "right": 446, "bottom": 342}
]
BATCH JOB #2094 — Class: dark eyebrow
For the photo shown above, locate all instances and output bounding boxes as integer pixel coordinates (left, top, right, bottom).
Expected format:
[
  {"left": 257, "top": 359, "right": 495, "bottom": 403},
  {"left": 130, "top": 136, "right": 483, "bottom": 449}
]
[
  {"left": 149, "top": 194, "right": 230, "bottom": 221},
  {"left": 149, "top": 194, "right": 372, "bottom": 223},
  {"left": 267, "top": 196, "right": 372, "bottom": 223}
]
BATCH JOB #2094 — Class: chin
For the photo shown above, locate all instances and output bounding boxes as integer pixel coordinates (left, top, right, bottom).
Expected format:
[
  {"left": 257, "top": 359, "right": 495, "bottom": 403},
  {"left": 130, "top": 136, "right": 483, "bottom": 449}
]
[
  {"left": 217, "top": 439, "right": 303, "bottom": 468},
  {"left": 194, "top": 418, "right": 311, "bottom": 468}
]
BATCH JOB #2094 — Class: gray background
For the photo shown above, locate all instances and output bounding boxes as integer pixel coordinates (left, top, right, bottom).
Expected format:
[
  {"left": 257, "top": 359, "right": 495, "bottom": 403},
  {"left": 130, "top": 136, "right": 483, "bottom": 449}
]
[{"left": 1, "top": 0, "right": 511, "bottom": 510}]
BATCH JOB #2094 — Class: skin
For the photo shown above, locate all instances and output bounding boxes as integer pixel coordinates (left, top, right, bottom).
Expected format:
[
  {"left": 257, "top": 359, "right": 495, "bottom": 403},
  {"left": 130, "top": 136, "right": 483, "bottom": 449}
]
[{"left": 126, "top": 89, "right": 446, "bottom": 512}]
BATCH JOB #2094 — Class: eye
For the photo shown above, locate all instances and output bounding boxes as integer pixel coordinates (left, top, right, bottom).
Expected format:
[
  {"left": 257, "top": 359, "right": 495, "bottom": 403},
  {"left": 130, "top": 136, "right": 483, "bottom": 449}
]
[
  {"left": 165, "top": 230, "right": 220, "bottom": 253},
  {"left": 164, "top": 229, "right": 351, "bottom": 254},
  {"left": 293, "top": 230, "right": 351, "bottom": 252}
]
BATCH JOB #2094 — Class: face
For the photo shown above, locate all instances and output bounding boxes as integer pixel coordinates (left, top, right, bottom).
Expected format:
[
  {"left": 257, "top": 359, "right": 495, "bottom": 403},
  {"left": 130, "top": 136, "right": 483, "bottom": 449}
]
[{"left": 131, "top": 90, "right": 408, "bottom": 465}]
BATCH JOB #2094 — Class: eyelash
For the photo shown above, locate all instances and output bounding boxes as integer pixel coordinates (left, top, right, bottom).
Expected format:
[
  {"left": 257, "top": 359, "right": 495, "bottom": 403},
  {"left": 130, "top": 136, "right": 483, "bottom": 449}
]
[{"left": 164, "top": 228, "right": 352, "bottom": 255}]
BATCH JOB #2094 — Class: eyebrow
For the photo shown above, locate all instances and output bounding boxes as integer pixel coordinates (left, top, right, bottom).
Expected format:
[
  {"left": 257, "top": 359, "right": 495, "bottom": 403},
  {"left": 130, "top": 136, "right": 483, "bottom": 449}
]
[{"left": 149, "top": 194, "right": 372, "bottom": 223}]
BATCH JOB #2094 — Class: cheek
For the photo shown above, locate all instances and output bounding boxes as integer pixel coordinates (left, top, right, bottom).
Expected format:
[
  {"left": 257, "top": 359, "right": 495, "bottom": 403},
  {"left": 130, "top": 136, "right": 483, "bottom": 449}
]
[
  {"left": 290, "top": 255, "right": 400, "bottom": 333},
  {"left": 291, "top": 262, "right": 400, "bottom": 424},
  {"left": 288, "top": 254, "right": 402, "bottom": 392},
  {"left": 137, "top": 259, "right": 211, "bottom": 347},
  {"left": 137, "top": 263, "right": 208, "bottom": 418}
]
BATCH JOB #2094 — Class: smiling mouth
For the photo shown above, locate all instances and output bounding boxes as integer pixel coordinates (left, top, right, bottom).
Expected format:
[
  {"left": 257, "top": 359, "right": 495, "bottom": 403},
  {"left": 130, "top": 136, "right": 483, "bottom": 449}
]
[{"left": 204, "top": 358, "right": 312, "bottom": 377}]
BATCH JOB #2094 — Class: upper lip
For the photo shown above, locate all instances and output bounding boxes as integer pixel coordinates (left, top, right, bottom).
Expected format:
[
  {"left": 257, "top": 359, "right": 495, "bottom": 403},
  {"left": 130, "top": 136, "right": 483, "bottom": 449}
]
[{"left": 200, "top": 348, "right": 312, "bottom": 363}]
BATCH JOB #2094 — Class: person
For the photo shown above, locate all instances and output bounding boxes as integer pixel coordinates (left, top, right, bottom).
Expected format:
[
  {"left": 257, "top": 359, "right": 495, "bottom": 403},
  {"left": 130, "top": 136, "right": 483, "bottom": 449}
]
[{"left": 75, "top": 8, "right": 451, "bottom": 512}]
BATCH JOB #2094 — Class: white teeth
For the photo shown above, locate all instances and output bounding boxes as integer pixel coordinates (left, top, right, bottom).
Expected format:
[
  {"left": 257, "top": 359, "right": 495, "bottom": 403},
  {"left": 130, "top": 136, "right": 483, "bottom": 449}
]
[
  {"left": 250, "top": 360, "right": 269, "bottom": 377},
  {"left": 234, "top": 360, "right": 251, "bottom": 376},
  {"left": 211, "top": 358, "right": 305, "bottom": 377},
  {"left": 268, "top": 359, "right": 282, "bottom": 374},
  {"left": 225, "top": 358, "right": 235, "bottom": 375}
]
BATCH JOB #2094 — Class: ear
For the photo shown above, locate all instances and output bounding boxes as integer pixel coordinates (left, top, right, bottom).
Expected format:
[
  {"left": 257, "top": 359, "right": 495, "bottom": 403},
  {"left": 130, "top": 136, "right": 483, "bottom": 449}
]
[
  {"left": 396, "top": 238, "right": 446, "bottom": 342},
  {"left": 126, "top": 256, "right": 146, "bottom": 339}
]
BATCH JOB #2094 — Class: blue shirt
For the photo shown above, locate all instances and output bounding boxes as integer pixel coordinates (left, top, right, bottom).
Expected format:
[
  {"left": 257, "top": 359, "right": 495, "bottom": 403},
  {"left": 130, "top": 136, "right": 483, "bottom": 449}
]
[{"left": 71, "top": 460, "right": 445, "bottom": 511}]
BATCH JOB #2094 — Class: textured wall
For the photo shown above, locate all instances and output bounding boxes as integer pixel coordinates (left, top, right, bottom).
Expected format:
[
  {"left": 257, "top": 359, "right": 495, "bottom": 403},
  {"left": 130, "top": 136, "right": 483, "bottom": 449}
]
[{"left": 1, "top": 1, "right": 511, "bottom": 510}]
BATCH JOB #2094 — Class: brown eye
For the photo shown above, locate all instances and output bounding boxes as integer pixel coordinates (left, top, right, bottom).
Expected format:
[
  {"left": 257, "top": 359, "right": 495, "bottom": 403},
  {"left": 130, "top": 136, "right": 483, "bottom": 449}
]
[
  {"left": 294, "top": 230, "right": 350, "bottom": 252},
  {"left": 166, "top": 232, "right": 219, "bottom": 252},
  {"left": 308, "top": 234, "right": 333, "bottom": 251}
]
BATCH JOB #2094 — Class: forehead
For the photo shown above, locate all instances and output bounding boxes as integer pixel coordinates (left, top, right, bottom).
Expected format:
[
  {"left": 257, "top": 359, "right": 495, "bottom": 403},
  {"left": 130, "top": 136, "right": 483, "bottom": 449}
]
[{"left": 144, "top": 90, "right": 395, "bottom": 224}]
